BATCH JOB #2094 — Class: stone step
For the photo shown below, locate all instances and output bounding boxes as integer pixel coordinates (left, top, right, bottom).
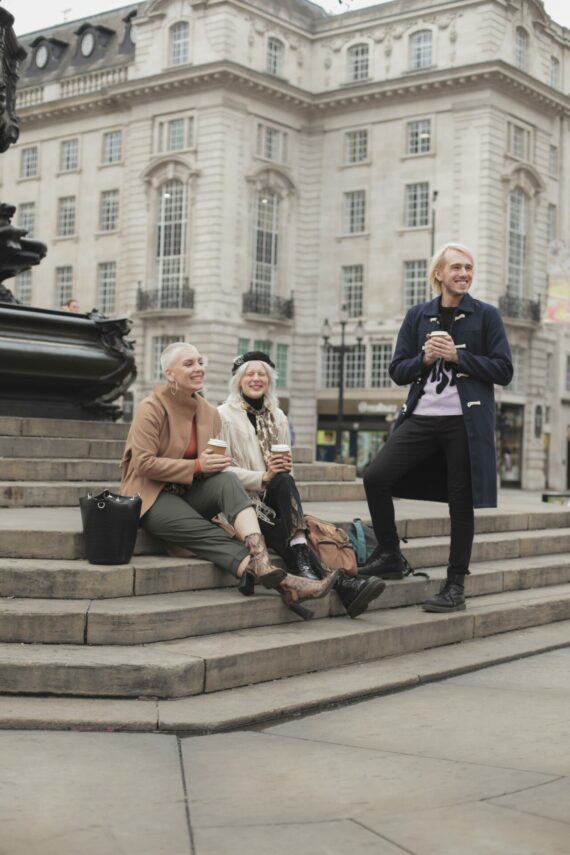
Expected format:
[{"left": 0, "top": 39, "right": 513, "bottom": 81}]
[
  {"left": 1, "top": 555, "right": 570, "bottom": 645},
  {"left": 0, "top": 478, "right": 365, "bottom": 507},
  {"left": 1, "top": 620, "right": 568, "bottom": 732},
  {"left": 0, "top": 459, "right": 351, "bottom": 484},
  {"left": 0, "top": 585, "right": 568, "bottom": 698},
  {"left": 0, "top": 416, "right": 130, "bottom": 440},
  {"left": 0, "top": 436, "right": 125, "bottom": 460}
]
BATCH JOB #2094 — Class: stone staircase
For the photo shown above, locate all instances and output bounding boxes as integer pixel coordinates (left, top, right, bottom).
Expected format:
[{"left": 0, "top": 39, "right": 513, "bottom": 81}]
[{"left": 1, "top": 416, "right": 570, "bottom": 732}]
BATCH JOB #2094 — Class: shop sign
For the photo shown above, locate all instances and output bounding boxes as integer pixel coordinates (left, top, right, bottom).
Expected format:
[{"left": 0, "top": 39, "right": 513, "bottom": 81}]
[{"left": 357, "top": 401, "right": 398, "bottom": 415}]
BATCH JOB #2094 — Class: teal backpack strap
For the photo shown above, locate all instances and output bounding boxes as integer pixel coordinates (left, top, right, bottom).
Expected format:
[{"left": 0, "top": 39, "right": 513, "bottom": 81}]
[{"left": 349, "top": 518, "right": 368, "bottom": 566}]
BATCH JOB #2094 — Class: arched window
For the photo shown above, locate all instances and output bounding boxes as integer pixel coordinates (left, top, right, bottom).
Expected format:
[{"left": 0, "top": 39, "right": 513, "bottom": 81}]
[
  {"left": 409, "top": 30, "right": 433, "bottom": 70},
  {"left": 347, "top": 43, "right": 369, "bottom": 82},
  {"left": 514, "top": 27, "right": 528, "bottom": 71},
  {"left": 507, "top": 188, "right": 527, "bottom": 297},
  {"left": 156, "top": 179, "right": 188, "bottom": 307},
  {"left": 169, "top": 21, "right": 189, "bottom": 66},
  {"left": 251, "top": 188, "right": 280, "bottom": 312},
  {"left": 266, "top": 37, "right": 284, "bottom": 76}
]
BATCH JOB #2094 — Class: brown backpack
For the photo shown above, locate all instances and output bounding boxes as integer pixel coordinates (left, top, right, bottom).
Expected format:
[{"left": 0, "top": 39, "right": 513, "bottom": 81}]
[{"left": 304, "top": 514, "right": 358, "bottom": 577}]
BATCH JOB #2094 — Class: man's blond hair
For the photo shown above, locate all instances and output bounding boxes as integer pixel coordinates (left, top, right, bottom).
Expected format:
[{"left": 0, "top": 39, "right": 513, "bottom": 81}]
[{"left": 428, "top": 242, "right": 475, "bottom": 293}]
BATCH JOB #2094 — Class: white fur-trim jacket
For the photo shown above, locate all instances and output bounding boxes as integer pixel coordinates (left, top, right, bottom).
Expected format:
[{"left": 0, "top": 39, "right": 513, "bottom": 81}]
[{"left": 218, "top": 400, "right": 291, "bottom": 496}]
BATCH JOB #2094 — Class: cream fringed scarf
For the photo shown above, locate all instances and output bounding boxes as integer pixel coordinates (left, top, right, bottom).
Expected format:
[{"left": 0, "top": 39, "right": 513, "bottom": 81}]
[{"left": 241, "top": 397, "right": 278, "bottom": 465}]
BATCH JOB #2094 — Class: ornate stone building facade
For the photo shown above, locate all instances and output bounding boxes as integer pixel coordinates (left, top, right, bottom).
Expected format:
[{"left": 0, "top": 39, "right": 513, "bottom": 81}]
[{"left": 2, "top": 0, "right": 569, "bottom": 488}]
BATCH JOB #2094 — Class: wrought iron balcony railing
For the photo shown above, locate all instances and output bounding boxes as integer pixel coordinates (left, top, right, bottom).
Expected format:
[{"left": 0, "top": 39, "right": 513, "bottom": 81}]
[
  {"left": 242, "top": 291, "right": 294, "bottom": 320},
  {"left": 137, "top": 287, "right": 194, "bottom": 312},
  {"left": 499, "top": 294, "right": 541, "bottom": 323}
]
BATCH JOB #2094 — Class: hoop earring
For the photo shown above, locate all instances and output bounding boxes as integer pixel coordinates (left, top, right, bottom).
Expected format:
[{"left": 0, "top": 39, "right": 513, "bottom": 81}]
[{"left": 169, "top": 379, "right": 178, "bottom": 397}]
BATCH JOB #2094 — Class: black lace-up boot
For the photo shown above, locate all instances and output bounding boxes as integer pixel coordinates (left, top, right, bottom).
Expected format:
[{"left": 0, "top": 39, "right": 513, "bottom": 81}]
[
  {"left": 360, "top": 546, "right": 406, "bottom": 580},
  {"left": 334, "top": 574, "right": 386, "bottom": 618},
  {"left": 422, "top": 574, "right": 466, "bottom": 612}
]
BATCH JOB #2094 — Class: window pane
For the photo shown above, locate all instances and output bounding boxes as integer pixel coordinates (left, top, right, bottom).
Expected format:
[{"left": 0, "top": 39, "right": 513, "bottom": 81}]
[
  {"left": 348, "top": 44, "right": 369, "bottom": 82},
  {"left": 342, "top": 265, "right": 363, "bottom": 317},
  {"left": 404, "top": 260, "right": 429, "bottom": 308},
  {"left": 97, "top": 261, "right": 116, "bottom": 314},
  {"left": 152, "top": 335, "right": 181, "bottom": 381},
  {"left": 156, "top": 179, "right": 188, "bottom": 303},
  {"left": 410, "top": 30, "right": 432, "bottom": 69},
  {"left": 404, "top": 183, "right": 429, "bottom": 227},
  {"left": 345, "top": 129, "right": 368, "bottom": 163},
  {"left": 57, "top": 196, "right": 76, "bottom": 236},
  {"left": 344, "top": 190, "right": 366, "bottom": 233},
  {"left": 407, "top": 119, "right": 431, "bottom": 154},
  {"left": 55, "top": 266, "right": 73, "bottom": 307},
  {"left": 103, "top": 130, "right": 122, "bottom": 163},
  {"left": 267, "top": 38, "right": 284, "bottom": 76},
  {"left": 321, "top": 347, "right": 340, "bottom": 388},
  {"left": 21, "top": 147, "right": 38, "bottom": 178},
  {"left": 99, "top": 189, "right": 119, "bottom": 231},
  {"left": 252, "top": 189, "right": 279, "bottom": 306},
  {"left": 550, "top": 56, "right": 560, "bottom": 89},
  {"left": 60, "top": 139, "right": 78, "bottom": 172},
  {"left": 170, "top": 22, "right": 189, "bottom": 66},
  {"left": 345, "top": 343, "right": 366, "bottom": 388},
  {"left": 275, "top": 343, "right": 289, "bottom": 388},
  {"left": 14, "top": 270, "right": 32, "bottom": 305},
  {"left": 507, "top": 188, "right": 527, "bottom": 297},
  {"left": 515, "top": 28, "right": 528, "bottom": 71},
  {"left": 371, "top": 343, "right": 392, "bottom": 387},
  {"left": 18, "top": 202, "right": 35, "bottom": 238}
]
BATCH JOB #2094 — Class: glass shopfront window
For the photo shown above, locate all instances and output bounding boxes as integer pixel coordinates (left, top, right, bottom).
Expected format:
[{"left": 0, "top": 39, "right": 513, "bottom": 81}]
[{"left": 498, "top": 403, "right": 524, "bottom": 488}]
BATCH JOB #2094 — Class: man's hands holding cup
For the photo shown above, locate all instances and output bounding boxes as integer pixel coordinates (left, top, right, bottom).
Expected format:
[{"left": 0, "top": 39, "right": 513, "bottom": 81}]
[{"left": 423, "top": 331, "right": 458, "bottom": 366}]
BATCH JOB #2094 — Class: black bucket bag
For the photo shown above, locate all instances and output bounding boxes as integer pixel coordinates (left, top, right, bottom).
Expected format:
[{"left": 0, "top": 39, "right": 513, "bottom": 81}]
[{"left": 79, "top": 490, "right": 142, "bottom": 565}]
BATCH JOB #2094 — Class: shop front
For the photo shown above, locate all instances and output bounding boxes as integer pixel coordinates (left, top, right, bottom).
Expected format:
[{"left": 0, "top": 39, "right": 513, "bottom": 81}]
[
  {"left": 316, "top": 400, "right": 400, "bottom": 475},
  {"left": 497, "top": 403, "right": 524, "bottom": 488}
]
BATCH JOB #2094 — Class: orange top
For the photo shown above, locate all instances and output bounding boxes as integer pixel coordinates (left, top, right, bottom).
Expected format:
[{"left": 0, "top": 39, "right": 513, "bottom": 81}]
[{"left": 183, "top": 420, "right": 201, "bottom": 474}]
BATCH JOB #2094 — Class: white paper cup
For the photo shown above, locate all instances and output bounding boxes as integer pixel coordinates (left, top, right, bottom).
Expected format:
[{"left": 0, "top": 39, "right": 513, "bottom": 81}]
[
  {"left": 428, "top": 330, "right": 450, "bottom": 338},
  {"left": 270, "top": 443, "right": 290, "bottom": 457},
  {"left": 207, "top": 438, "right": 228, "bottom": 455}
]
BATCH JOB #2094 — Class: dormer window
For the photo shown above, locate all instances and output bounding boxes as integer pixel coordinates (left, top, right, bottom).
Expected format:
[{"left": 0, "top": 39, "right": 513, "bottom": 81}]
[
  {"left": 35, "top": 44, "right": 49, "bottom": 69},
  {"left": 80, "top": 31, "right": 95, "bottom": 57}
]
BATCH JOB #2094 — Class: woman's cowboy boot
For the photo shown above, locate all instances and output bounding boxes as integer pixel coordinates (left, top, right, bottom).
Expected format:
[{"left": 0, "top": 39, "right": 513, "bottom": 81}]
[
  {"left": 242, "top": 532, "right": 286, "bottom": 589},
  {"left": 276, "top": 570, "right": 339, "bottom": 619}
]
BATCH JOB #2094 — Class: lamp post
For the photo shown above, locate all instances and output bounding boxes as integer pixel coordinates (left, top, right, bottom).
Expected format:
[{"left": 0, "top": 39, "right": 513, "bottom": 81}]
[{"left": 321, "top": 305, "right": 364, "bottom": 464}]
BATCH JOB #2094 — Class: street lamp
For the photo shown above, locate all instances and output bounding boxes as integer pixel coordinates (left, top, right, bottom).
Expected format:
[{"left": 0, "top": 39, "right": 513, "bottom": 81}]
[{"left": 321, "top": 304, "right": 364, "bottom": 464}]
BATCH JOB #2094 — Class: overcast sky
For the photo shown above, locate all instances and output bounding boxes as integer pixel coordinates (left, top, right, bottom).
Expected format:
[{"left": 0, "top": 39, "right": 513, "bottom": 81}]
[{"left": 1, "top": 0, "right": 569, "bottom": 36}]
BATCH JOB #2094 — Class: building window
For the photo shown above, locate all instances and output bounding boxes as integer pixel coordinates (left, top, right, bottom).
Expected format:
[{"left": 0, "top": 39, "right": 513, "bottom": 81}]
[
  {"left": 60, "top": 138, "right": 79, "bottom": 172},
  {"left": 266, "top": 37, "right": 284, "bottom": 76},
  {"left": 275, "top": 343, "right": 289, "bottom": 388},
  {"left": 514, "top": 27, "right": 528, "bottom": 71},
  {"left": 157, "top": 116, "right": 194, "bottom": 153},
  {"left": 345, "top": 343, "right": 366, "bottom": 388},
  {"left": 14, "top": 270, "right": 32, "bottom": 305},
  {"left": 252, "top": 189, "right": 279, "bottom": 310},
  {"left": 102, "top": 130, "right": 122, "bottom": 164},
  {"left": 409, "top": 30, "right": 432, "bottom": 70},
  {"left": 404, "top": 259, "right": 429, "bottom": 308},
  {"left": 55, "top": 266, "right": 73, "bottom": 307},
  {"left": 371, "top": 343, "right": 392, "bottom": 387},
  {"left": 343, "top": 190, "right": 366, "bottom": 234},
  {"left": 545, "top": 353, "right": 553, "bottom": 392},
  {"left": 549, "top": 56, "right": 560, "bottom": 89},
  {"left": 342, "top": 265, "right": 364, "bottom": 317},
  {"left": 18, "top": 202, "right": 35, "bottom": 238},
  {"left": 99, "top": 189, "right": 119, "bottom": 232},
  {"left": 566, "top": 355, "right": 570, "bottom": 392},
  {"left": 407, "top": 119, "right": 431, "bottom": 155},
  {"left": 322, "top": 347, "right": 340, "bottom": 388},
  {"left": 253, "top": 339, "right": 272, "bottom": 356},
  {"left": 347, "top": 43, "right": 369, "bottom": 82},
  {"left": 547, "top": 204, "right": 557, "bottom": 245},
  {"left": 549, "top": 145, "right": 559, "bottom": 178},
  {"left": 96, "top": 261, "right": 116, "bottom": 314},
  {"left": 157, "top": 179, "right": 188, "bottom": 303},
  {"left": 508, "top": 123, "right": 529, "bottom": 160},
  {"left": 404, "top": 182, "right": 429, "bottom": 227},
  {"left": 256, "top": 124, "right": 287, "bottom": 163},
  {"left": 152, "top": 335, "right": 180, "bottom": 381},
  {"left": 506, "top": 345, "right": 525, "bottom": 393},
  {"left": 169, "top": 21, "right": 189, "bottom": 66},
  {"left": 20, "top": 146, "right": 38, "bottom": 178},
  {"left": 344, "top": 129, "right": 368, "bottom": 164},
  {"left": 507, "top": 188, "right": 527, "bottom": 297},
  {"left": 57, "top": 196, "right": 76, "bottom": 237}
]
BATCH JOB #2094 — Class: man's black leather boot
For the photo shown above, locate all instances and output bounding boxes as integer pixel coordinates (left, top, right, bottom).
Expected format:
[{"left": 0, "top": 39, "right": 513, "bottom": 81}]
[
  {"left": 422, "top": 574, "right": 466, "bottom": 612},
  {"left": 360, "top": 547, "right": 406, "bottom": 580},
  {"left": 334, "top": 574, "right": 386, "bottom": 618}
]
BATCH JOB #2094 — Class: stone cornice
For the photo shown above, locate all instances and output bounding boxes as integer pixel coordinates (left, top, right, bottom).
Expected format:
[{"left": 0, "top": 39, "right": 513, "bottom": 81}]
[{"left": 17, "top": 58, "right": 570, "bottom": 127}]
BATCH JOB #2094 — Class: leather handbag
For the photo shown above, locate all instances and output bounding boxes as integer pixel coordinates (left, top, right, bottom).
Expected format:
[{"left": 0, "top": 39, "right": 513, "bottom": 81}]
[{"left": 79, "top": 490, "right": 142, "bottom": 565}]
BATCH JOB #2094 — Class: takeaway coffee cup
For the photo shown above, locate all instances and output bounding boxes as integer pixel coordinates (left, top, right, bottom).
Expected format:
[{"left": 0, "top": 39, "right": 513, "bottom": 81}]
[
  {"left": 207, "top": 438, "right": 228, "bottom": 455},
  {"left": 270, "top": 443, "right": 290, "bottom": 458},
  {"left": 428, "top": 330, "right": 450, "bottom": 338}
]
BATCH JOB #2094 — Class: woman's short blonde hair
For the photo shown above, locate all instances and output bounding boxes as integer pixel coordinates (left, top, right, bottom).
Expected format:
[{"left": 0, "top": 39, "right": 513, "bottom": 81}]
[
  {"left": 160, "top": 342, "right": 198, "bottom": 375},
  {"left": 226, "top": 360, "right": 280, "bottom": 411},
  {"left": 428, "top": 242, "right": 475, "bottom": 293}
]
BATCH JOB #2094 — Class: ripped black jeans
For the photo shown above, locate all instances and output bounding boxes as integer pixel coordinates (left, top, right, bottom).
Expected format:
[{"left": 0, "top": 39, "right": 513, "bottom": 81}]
[
  {"left": 363, "top": 415, "right": 474, "bottom": 576},
  {"left": 258, "top": 472, "right": 305, "bottom": 560}
]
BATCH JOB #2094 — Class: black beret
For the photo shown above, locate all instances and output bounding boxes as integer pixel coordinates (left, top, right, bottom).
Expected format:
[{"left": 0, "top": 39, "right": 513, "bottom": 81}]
[{"left": 232, "top": 351, "right": 276, "bottom": 375}]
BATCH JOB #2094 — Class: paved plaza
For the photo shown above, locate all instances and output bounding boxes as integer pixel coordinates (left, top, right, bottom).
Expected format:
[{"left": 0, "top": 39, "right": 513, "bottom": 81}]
[{"left": 1, "top": 646, "right": 569, "bottom": 855}]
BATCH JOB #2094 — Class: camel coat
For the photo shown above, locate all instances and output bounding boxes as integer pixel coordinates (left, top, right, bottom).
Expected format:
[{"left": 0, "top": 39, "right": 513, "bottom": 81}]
[
  {"left": 218, "top": 399, "right": 291, "bottom": 496},
  {"left": 120, "top": 385, "right": 221, "bottom": 516}
]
